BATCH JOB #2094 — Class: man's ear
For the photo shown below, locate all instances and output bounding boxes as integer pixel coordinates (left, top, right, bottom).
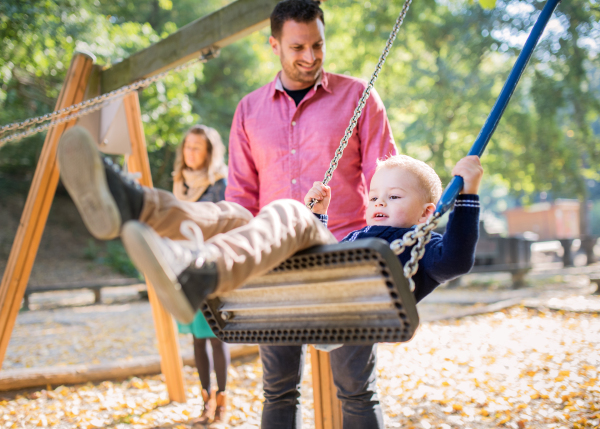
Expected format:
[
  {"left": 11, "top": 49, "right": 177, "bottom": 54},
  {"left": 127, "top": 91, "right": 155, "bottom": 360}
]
[
  {"left": 418, "top": 203, "right": 436, "bottom": 224},
  {"left": 269, "top": 36, "right": 281, "bottom": 56}
]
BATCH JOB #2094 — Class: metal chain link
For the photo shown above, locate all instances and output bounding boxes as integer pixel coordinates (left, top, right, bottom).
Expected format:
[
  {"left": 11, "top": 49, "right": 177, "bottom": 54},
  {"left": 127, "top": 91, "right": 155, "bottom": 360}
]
[
  {"left": 307, "top": 0, "right": 412, "bottom": 210},
  {"left": 390, "top": 213, "right": 441, "bottom": 291},
  {"left": 0, "top": 101, "right": 112, "bottom": 146},
  {"left": 0, "top": 49, "right": 220, "bottom": 147}
]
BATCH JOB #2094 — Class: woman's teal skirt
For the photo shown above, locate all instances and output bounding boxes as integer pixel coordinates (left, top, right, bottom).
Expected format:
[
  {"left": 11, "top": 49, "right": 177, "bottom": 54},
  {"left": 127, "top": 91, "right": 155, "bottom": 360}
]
[{"left": 177, "top": 312, "right": 216, "bottom": 338}]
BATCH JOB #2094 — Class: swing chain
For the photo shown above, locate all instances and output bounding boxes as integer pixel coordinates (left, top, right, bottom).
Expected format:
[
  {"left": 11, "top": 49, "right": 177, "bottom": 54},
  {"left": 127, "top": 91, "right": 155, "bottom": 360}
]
[
  {"left": 0, "top": 48, "right": 220, "bottom": 147},
  {"left": 307, "top": 0, "right": 413, "bottom": 209},
  {"left": 390, "top": 212, "right": 441, "bottom": 292},
  {"left": 1, "top": 102, "right": 113, "bottom": 146}
]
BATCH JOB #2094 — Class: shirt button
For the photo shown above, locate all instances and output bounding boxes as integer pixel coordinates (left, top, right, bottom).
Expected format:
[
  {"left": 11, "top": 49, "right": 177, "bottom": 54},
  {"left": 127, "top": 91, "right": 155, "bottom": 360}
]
[
  {"left": 292, "top": 179, "right": 297, "bottom": 184},
  {"left": 291, "top": 149, "right": 296, "bottom": 154},
  {"left": 291, "top": 121, "right": 296, "bottom": 126}
]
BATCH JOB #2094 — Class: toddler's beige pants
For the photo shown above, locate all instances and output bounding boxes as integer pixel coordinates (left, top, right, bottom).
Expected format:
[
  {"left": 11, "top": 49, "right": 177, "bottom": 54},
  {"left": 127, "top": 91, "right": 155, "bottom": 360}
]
[{"left": 139, "top": 188, "right": 337, "bottom": 293}]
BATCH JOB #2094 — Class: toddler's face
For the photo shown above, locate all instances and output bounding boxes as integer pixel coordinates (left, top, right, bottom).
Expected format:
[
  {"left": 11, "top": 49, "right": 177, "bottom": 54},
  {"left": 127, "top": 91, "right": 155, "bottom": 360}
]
[{"left": 366, "top": 167, "right": 433, "bottom": 228}]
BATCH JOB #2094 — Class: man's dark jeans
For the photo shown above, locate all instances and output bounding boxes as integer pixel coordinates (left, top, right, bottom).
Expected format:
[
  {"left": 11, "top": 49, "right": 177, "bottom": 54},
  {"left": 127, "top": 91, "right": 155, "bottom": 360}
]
[{"left": 259, "top": 344, "right": 383, "bottom": 429}]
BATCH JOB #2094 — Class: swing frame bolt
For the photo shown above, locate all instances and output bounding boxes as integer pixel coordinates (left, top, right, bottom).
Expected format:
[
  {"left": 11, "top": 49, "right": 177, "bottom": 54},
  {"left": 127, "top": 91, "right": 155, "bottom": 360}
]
[{"left": 221, "top": 311, "right": 231, "bottom": 321}]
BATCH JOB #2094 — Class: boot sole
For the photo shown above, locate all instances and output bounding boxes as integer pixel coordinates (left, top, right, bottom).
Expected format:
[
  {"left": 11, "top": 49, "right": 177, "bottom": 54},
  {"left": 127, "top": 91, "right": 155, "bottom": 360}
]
[
  {"left": 57, "top": 126, "right": 121, "bottom": 240},
  {"left": 122, "top": 221, "right": 196, "bottom": 324}
]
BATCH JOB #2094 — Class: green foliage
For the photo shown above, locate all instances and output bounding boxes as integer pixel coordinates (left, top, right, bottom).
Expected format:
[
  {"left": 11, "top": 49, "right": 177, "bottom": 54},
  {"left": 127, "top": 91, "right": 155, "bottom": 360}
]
[
  {"left": 322, "top": 0, "right": 599, "bottom": 205},
  {"left": 478, "top": 0, "right": 497, "bottom": 9},
  {"left": 83, "top": 239, "right": 101, "bottom": 261},
  {"left": 486, "top": 0, "right": 600, "bottom": 202},
  {"left": 323, "top": 0, "right": 508, "bottom": 182},
  {"left": 104, "top": 241, "right": 141, "bottom": 279},
  {"left": 591, "top": 201, "right": 600, "bottom": 236},
  {"left": 84, "top": 238, "right": 141, "bottom": 278},
  {"left": 1, "top": 0, "right": 599, "bottom": 211}
]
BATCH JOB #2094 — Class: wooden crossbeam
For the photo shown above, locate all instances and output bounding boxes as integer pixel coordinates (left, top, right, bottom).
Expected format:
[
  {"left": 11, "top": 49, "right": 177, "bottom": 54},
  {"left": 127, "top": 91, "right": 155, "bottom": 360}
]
[
  {"left": 100, "top": 0, "right": 279, "bottom": 94},
  {"left": 0, "top": 53, "right": 95, "bottom": 368}
]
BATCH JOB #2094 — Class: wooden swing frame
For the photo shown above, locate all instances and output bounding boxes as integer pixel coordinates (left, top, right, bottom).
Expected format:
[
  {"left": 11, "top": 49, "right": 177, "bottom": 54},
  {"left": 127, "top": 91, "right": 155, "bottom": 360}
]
[{"left": 0, "top": 0, "right": 343, "bottom": 426}]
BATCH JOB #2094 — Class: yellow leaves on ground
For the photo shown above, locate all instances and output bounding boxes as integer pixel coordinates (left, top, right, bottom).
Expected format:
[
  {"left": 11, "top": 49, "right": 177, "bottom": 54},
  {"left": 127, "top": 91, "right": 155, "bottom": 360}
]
[
  {"left": 377, "top": 305, "right": 600, "bottom": 428},
  {"left": 2, "top": 299, "right": 600, "bottom": 427}
]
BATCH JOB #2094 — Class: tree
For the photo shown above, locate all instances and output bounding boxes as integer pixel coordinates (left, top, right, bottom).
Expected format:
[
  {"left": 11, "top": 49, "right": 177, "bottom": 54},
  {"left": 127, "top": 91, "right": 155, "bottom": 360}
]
[
  {"left": 2, "top": 0, "right": 599, "bottom": 219},
  {"left": 322, "top": 0, "right": 600, "bottom": 217}
]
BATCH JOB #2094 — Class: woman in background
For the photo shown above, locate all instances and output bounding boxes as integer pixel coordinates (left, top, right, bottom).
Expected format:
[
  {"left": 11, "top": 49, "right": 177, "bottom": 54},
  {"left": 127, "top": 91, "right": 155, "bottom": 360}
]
[{"left": 173, "top": 124, "right": 229, "bottom": 425}]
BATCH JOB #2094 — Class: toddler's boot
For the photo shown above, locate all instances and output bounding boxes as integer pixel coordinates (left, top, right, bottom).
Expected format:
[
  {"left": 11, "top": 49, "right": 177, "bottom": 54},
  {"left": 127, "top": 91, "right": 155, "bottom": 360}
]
[
  {"left": 121, "top": 220, "right": 219, "bottom": 324},
  {"left": 58, "top": 126, "right": 144, "bottom": 240}
]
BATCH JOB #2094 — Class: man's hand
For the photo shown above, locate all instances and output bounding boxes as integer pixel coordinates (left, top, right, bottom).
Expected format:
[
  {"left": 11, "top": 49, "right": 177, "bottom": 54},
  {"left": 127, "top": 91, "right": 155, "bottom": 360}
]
[
  {"left": 452, "top": 155, "right": 484, "bottom": 195},
  {"left": 304, "top": 181, "right": 331, "bottom": 215}
]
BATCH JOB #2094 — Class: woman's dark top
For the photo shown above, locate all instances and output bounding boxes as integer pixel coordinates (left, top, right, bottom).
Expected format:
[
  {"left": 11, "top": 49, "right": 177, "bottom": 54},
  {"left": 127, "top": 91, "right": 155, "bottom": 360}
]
[{"left": 184, "top": 178, "right": 227, "bottom": 203}]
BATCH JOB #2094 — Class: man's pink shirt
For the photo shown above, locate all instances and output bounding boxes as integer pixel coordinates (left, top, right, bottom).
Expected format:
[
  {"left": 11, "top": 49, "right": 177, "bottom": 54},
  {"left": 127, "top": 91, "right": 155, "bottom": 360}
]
[{"left": 226, "top": 71, "right": 397, "bottom": 240}]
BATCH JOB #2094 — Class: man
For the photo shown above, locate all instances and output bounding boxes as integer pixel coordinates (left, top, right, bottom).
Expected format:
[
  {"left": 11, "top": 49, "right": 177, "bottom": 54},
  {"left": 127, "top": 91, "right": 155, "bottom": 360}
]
[{"left": 225, "top": 1, "right": 397, "bottom": 427}]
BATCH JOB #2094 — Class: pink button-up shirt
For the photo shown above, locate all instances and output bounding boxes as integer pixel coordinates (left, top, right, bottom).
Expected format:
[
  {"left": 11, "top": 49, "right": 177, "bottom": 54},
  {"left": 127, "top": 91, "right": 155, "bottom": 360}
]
[{"left": 226, "top": 71, "right": 397, "bottom": 240}]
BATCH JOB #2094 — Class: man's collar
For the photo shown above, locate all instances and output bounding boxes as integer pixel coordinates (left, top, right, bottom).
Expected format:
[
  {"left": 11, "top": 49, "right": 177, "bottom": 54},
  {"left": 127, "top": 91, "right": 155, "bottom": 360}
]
[{"left": 270, "top": 70, "right": 332, "bottom": 98}]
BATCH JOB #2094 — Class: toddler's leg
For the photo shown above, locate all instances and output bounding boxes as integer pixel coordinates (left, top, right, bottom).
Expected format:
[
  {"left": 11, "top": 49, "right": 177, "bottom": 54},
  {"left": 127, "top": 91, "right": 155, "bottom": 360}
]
[
  {"left": 120, "top": 199, "right": 336, "bottom": 323},
  {"left": 140, "top": 188, "right": 252, "bottom": 240},
  {"left": 208, "top": 199, "right": 337, "bottom": 293},
  {"left": 57, "top": 125, "right": 252, "bottom": 241}
]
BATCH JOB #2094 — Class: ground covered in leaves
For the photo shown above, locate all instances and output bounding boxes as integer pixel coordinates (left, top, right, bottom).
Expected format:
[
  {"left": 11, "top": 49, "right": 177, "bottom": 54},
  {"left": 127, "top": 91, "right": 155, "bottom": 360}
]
[{"left": 2, "top": 298, "right": 600, "bottom": 428}]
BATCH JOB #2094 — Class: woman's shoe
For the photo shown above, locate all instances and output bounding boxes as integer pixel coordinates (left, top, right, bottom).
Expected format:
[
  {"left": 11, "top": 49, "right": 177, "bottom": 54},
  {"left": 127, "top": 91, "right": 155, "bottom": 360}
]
[
  {"left": 213, "top": 391, "right": 228, "bottom": 423},
  {"left": 193, "top": 389, "right": 216, "bottom": 425}
]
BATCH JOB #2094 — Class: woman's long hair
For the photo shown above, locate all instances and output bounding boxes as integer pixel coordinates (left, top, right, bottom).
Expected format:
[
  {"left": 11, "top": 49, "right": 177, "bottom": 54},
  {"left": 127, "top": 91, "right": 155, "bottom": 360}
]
[{"left": 172, "top": 124, "right": 227, "bottom": 184}]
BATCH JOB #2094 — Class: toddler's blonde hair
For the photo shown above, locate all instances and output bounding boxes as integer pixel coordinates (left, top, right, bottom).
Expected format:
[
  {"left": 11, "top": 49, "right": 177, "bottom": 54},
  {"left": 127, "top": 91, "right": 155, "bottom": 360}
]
[{"left": 375, "top": 155, "right": 442, "bottom": 204}]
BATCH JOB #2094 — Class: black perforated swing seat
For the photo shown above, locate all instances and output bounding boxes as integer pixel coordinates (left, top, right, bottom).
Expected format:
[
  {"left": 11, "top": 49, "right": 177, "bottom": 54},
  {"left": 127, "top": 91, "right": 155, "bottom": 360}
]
[{"left": 202, "top": 238, "right": 419, "bottom": 345}]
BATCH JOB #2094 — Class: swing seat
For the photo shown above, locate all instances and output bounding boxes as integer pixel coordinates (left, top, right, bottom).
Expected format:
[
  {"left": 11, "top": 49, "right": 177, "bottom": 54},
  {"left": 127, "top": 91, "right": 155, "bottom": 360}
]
[{"left": 202, "top": 238, "right": 419, "bottom": 345}]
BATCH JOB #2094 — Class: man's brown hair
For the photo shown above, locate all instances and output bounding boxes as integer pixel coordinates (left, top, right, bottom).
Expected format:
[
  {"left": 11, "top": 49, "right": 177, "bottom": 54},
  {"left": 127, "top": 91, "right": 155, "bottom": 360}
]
[{"left": 270, "top": 0, "right": 325, "bottom": 39}]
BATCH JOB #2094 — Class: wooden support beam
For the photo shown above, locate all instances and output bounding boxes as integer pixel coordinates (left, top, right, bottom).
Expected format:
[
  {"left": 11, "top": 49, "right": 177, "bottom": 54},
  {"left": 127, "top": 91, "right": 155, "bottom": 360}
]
[
  {"left": 310, "top": 346, "right": 343, "bottom": 429},
  {"left": 122, "top": 91, "right": 186, "bottom": 403},
  {"left": 0, "top": 53, "right": 95, "bottom": 369},
  {"left": 101, "top": 0, "right": 279, "bottom": 94}
]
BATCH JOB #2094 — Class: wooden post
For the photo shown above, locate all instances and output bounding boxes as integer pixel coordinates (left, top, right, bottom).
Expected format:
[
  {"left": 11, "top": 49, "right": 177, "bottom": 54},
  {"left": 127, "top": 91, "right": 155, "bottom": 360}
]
[
  {"left": 0, "top": 53, "right": 95, "bottom": 368},
  {"left": 122, "top": 91, "right": 187, "bottom": 403},
  {"left": 310, "top": 346, "right": 343, "bottom": 429}
]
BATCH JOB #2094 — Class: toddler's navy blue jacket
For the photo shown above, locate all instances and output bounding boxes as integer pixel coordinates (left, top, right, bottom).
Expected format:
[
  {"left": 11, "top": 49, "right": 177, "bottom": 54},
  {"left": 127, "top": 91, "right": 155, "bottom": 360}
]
[{"left": 320, "top": 194, "right": 480, "bottom": 303}]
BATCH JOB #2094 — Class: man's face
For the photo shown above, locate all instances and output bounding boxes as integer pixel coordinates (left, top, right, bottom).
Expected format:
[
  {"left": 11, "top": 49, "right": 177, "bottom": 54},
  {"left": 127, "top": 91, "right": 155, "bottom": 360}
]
[
  {"left": 269, "top": 19, "right": 326, "bottom": 90},
  {"left": 366, "top": 167, "right": 434, "bottom": 228}
]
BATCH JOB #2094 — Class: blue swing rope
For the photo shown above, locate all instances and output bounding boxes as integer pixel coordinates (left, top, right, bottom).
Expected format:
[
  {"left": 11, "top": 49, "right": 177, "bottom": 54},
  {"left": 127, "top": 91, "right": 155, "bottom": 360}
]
[
  {"left": 392, "top": 0, "right": 563, "bottom": 288},
  {"left": 435, "top": 0, "right": 563, "bottom": 216}
]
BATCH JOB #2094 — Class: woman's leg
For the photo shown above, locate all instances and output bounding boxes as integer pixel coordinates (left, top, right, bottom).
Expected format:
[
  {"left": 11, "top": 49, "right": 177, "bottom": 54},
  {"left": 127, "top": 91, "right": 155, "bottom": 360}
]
[
  {"left": 209, "top": 338, "right": 230, "bottom": 393},
  {"left": 140, "top": 188, "right": 253, "bottom": 241},
  {"left": 193, "top": 337, "right": 213, "bottom": 392},
  {"left": 211, "top": 338, "right": 230, "bottom": 423},
  {"left": 194, "top": 336, "right": 217, "bottom": 424}
]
